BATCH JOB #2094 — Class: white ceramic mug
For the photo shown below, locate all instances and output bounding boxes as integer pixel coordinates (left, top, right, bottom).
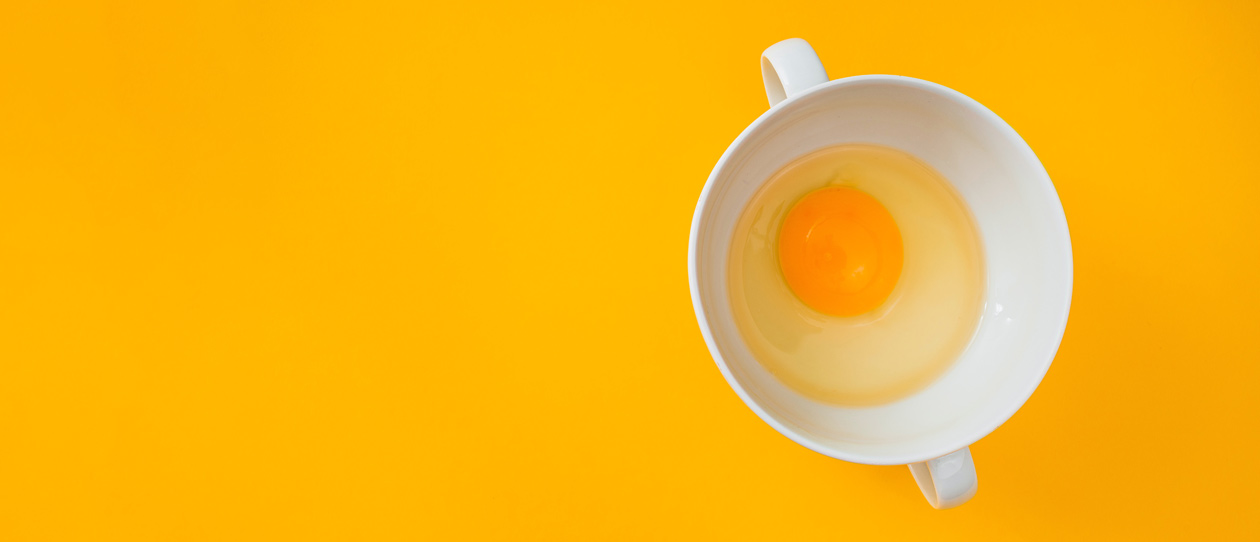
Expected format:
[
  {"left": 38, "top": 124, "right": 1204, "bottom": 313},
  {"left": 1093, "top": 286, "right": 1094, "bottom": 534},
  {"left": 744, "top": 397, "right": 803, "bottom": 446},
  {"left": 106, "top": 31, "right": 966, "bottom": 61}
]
[{"left": 688, "top": 38, "right": 1072, "bottom": 509}]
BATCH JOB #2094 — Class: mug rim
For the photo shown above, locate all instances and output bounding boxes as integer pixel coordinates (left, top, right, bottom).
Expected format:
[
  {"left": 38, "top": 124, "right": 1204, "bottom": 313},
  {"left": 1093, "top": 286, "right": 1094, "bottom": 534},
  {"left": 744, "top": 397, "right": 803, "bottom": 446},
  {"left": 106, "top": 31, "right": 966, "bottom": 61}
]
[{"left": 688, "top": 74, "right": 1073, "bottom": 465}]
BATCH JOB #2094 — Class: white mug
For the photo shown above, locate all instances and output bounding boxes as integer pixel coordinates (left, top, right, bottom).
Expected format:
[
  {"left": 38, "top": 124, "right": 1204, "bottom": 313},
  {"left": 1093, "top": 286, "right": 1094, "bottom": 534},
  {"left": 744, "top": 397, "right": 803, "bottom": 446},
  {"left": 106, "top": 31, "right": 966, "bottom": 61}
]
[{"left": 687, "top": 38, "right": 1072, "bottom": 509}]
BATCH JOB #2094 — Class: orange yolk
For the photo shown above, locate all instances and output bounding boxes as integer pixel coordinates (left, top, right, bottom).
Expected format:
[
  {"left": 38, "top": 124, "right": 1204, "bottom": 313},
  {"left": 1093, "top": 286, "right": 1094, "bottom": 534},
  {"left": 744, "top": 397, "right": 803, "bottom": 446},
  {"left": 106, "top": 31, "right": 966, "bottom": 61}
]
[{"left": 777, "top": 187, "right": 903, "bottom": 316}]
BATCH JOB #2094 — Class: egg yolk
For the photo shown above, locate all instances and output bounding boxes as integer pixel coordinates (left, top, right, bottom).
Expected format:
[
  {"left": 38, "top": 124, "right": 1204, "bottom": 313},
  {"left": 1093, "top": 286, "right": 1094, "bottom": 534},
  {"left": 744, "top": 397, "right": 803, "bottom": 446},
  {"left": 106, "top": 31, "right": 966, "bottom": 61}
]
[{"left": 777, "top": 187, "right": 903, "bottom": 316}]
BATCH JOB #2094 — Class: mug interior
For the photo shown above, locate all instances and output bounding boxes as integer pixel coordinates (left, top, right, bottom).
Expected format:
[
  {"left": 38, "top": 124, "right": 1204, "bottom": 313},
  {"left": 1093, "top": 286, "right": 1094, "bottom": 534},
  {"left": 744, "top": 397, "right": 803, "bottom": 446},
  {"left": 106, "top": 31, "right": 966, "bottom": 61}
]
[{"left": 689, "top": 76, "right": 1072, "bottom": 465}]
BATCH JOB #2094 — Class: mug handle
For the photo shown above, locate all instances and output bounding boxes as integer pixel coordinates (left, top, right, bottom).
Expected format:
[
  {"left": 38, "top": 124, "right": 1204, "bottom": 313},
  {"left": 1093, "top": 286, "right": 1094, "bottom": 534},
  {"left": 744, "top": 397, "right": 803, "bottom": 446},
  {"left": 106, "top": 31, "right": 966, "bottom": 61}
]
[
  {"left": 761, "top": 38, "right": 830, "bottom": 107},
  {"left": 909, "top": 447, "right": 978, "bottom": 509}
]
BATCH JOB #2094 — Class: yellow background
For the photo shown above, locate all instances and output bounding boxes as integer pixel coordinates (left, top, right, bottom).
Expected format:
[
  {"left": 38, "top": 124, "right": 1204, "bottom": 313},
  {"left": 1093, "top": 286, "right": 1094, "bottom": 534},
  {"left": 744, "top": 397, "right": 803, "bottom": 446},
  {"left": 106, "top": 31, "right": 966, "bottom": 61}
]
[{"left": 2, "top": 0, "right": 1258, "bottom": 539}]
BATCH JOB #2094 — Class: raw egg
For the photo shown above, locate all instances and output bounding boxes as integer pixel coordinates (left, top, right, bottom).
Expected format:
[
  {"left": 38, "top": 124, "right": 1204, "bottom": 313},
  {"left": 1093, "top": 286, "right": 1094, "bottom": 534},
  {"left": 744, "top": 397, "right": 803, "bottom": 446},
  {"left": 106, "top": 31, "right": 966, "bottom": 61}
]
[{"left": 777, "top": 186, "right": 903, "bottom": 316}]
